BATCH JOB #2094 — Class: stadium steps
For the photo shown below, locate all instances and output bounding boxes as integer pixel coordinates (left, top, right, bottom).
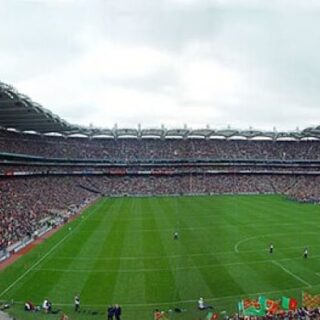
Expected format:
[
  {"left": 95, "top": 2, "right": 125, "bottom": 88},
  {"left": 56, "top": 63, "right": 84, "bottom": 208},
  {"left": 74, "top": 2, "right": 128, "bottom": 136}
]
[{"left": 77, "top": 184, "right": 101, "bottom": 194}]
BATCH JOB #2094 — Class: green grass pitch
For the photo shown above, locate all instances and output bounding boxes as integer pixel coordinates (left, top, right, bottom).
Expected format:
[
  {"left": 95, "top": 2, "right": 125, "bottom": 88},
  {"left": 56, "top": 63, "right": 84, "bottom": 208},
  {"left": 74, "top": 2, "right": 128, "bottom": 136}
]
[{"left": 1, "top": 194, "right": 320, "bottom": 320}]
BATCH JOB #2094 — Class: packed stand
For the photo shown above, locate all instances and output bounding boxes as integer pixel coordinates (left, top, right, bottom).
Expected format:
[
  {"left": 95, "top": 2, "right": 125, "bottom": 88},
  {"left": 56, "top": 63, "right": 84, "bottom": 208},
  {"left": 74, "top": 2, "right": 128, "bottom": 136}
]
[
  {"left": 1, "top": 129, "right": 320, "bottom": 161},
  {"left": 1, "top": 173, "right": 320, "bottom": 252},
  {"left": 0, "top": 176, "right": 95, "bottom": 250}
]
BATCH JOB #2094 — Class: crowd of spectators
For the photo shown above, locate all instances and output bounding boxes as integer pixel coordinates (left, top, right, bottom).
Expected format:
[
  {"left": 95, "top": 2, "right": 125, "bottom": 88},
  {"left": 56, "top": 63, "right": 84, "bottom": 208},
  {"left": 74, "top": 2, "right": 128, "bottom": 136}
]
[
  {"left": 2, "top": 128, "right": 320, "bottom": 252},
  {"left": 2, "top": 163, "right": 320, "bottom": 176},
  {"left": 0, "top": 176, "right": 95, "bottom": 250},
  {"left": 1, "top": 128, "right": 320, "bottom": 161},
  {"left": 1, "top": 173, "right": 320, "bottom": 250},
  {"left": 85, "top": 174, "right": 320, "bottom": 202},
  {"left": 220, "top": 306, "right": 320, "bottom": 319}
]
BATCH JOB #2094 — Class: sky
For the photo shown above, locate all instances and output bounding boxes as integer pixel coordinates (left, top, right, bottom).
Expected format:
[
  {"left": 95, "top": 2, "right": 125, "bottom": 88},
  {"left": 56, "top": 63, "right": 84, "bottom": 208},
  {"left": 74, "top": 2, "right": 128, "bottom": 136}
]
[{"left": 1, "top": 0, "right": 320, "bottom": 131}]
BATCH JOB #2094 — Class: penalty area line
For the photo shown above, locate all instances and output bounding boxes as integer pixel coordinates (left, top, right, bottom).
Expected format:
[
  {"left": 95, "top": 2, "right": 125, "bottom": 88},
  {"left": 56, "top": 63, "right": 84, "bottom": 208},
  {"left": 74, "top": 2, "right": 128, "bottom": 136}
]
[{"left": 271, "top": 260, "right": 312, "bottom": 288}]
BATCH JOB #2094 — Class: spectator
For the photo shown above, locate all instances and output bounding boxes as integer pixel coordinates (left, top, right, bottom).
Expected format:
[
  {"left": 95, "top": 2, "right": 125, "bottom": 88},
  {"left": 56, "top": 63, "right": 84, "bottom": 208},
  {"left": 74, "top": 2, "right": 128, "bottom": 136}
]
[
  {"left": 107, "top": 305, "right": 115, "bottom": 320},
  {"left": 60, "top": 312, "right": 69, "bottom": 320},
  {"left": 74, "top": 294, "right": 80, "bottom": 312},
  {"left": 42, "top": 298, "right": 52, "bottom": 313},
  {"left": 114, "top": 304, "right": 122, "bottom": 320},
  {"left": 24, "top": 301, "right": 35, "bottom": 311},
  {"left": 198, "top": 297, "right": 212, "bottom": 310}
]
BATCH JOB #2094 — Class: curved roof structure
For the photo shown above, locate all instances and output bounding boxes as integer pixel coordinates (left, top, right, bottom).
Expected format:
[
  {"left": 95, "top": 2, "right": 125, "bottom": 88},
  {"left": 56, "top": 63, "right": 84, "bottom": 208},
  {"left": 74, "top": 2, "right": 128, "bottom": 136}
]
[
  {"left": 0, "top": 82, "right": 77, "bottom": 133},
  {"left": 0, "top": 81, "right": 318, "bottom": 140}
]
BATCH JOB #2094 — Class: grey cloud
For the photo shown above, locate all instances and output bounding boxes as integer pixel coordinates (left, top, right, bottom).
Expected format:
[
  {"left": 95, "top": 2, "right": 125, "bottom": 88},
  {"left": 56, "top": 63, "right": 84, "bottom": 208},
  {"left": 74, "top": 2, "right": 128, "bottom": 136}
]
[
  {"left": 0, "top": 1, "right": 87, "bottom": 80},
  {"left": 2, "top": 0, "right": 320, "bottom": 130}
]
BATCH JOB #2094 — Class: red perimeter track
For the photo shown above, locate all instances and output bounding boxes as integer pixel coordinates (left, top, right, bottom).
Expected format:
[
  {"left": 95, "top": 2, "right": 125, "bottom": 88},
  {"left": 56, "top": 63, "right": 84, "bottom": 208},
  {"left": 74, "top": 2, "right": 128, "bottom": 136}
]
[{"left": 0, "top": 226, "right": 62, "bottom": 271}]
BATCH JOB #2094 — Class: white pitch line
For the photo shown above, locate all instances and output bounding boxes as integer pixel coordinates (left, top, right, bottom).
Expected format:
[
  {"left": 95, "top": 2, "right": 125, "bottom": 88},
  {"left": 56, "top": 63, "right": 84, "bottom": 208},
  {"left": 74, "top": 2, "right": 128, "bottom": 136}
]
[
  {"left": 234, "top": 231, "right": 319, "bottom": 253},
  {"left": 234, "top": 236, "right": 258, "bottom": 253},
  {"left": 77, "top": 221, "right": 311, "bottom": 233},
  {"left": 55, "top": 245, "right": 320, "bottom": 261},
  {"left": 0, "top": 201, "right": 101, "bottom": 299},
  {"left": 4, "top": 285, "right": 309, "bottom": 308},
  {"left": 0, "top": 232, "right": 73, "bottom": 298},
  {"left": 35, "top": 254, "right": 320, "bottom": 273},
  {"left": 271, "top": 260, "right": 312, "bottom": 287}
]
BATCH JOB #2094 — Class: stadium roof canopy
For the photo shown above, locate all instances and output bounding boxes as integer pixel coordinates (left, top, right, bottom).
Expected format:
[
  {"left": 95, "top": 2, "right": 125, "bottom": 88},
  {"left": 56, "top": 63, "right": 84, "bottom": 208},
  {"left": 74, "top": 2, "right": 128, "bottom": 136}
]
[
  {"left": 0, "top": 81, "right": 319, "bottom": 140},
  {"left": 0, "top": 82, "right": 75, "bottom": 133}
]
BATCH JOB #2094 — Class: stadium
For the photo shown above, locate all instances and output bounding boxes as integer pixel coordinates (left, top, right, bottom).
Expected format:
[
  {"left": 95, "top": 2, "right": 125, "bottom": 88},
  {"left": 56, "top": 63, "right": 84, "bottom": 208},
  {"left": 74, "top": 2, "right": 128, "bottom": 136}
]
[
  {"left": 2, "top": 1, "right": 320, "bottom": 319},
  {"left": 1, "top": 81, "right": 320, "bottom": 320}
]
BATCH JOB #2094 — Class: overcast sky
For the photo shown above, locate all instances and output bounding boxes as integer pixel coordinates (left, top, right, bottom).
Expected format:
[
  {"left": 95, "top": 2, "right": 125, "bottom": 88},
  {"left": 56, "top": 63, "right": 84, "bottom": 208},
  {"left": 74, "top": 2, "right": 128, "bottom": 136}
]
[{"left": 1, "top": 0, "right": 320, "bottom": 131}]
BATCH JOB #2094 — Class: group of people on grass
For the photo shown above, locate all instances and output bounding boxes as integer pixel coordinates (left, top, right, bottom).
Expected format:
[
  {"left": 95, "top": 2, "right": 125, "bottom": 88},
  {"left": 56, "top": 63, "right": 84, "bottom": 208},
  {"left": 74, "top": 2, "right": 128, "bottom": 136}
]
[
  {"left": 24, "top": 298, "right": 53, "bottom": 313},
  {"left": 269, "top": 243, "right": 308, "bottom": 258},
  {"left": 24, "top": 295, "right": 122, "bottom": 320},
  {"left": 107, "top": 304, "right": 122, "bottom": 320}
]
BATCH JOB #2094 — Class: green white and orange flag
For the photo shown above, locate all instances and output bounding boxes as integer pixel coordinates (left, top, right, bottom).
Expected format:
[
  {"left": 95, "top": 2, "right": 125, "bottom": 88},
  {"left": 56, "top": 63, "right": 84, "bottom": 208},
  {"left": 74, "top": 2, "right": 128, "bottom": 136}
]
[
  {"left": 303, "top": 292, "right": 320, "bottom": 308},
  {"left": 281, "top": 296, "right": 298, "bottom": 311},
  {"left": 206, "top": 311, "right": 219, "bottom": 320}
]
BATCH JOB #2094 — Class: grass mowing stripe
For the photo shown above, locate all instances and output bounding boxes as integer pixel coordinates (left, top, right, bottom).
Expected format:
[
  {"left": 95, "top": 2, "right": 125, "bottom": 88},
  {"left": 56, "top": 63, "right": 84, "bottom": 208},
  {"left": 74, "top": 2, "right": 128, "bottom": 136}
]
[
  {"left": 75, "top": 221, "right": 318, "bottom": 232},
  {"left": 153, "top": 197, "right": 184, "bottom": 302},
  {"left": 111, "top": 198, "right": 146, "bottom": 304},
  {"left": 161, "top": 197, "right": 222, "bottom": 300},
  {"left": 80, "top": 197, "right": 128, "bottom": 305},
  {"left": 54, "top": 243, "right": 320, "bottom": 260},
  {"left": 141, "top": 197, "right": 182, "bottom": 303},
  {"left": 271, "top": 260, "right": 312, "bottom": 287},
  {"left": 32, "top": 253, "right": 320, "bottom": 273}
]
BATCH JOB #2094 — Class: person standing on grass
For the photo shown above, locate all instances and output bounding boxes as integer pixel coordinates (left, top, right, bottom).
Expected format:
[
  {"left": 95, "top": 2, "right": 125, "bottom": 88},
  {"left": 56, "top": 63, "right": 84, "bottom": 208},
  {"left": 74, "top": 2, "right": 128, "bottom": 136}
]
[
  {"left": 107, "top": 305, "right": 115, "bottom": 320},
  {"left": 114, "top": 304, "right": 122, "bottom": 320},
  {"left": 304, "top": 247, "right": 308, "bottom": 259},
  {"left": 74, "top": 294, "right": 80, "bottom": 312},
  {"left": 269, "top": 243, "right": 274, "bottom": 254}
]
